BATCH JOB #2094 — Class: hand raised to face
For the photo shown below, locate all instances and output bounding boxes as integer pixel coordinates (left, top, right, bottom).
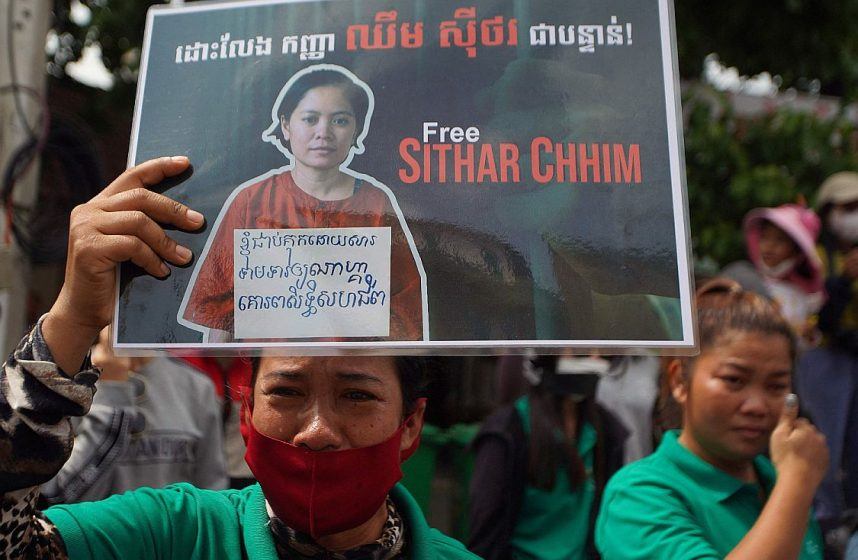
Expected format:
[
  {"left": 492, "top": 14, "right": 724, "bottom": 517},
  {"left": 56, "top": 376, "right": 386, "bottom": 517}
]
[{"left": 769, "top": 393, "right": 829, "bottom": 489}]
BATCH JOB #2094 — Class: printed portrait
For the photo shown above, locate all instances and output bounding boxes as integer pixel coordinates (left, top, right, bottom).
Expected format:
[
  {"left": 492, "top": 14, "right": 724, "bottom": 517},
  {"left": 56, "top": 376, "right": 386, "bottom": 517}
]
[{"left": 177, "top": 64, "right": 428, "bottom": 343}]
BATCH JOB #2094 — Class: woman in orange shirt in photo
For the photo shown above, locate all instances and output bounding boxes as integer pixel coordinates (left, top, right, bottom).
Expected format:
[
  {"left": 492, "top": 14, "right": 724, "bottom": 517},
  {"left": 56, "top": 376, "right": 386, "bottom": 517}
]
[{"left": 179, "top": 65, "right": 426, "bottom": 343}]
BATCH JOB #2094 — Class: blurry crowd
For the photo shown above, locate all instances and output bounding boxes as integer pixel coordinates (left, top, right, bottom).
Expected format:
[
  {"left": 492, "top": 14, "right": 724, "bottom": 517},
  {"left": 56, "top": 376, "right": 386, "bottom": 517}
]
[{"left": 3, "top": 165, "right": 858, "bottom": 560}]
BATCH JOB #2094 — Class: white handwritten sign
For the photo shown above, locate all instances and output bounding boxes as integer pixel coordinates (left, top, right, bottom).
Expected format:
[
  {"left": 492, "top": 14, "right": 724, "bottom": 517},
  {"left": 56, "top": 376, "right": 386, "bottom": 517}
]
[{"left": 233, "top": 227, "right": 391, "bottom": 339}]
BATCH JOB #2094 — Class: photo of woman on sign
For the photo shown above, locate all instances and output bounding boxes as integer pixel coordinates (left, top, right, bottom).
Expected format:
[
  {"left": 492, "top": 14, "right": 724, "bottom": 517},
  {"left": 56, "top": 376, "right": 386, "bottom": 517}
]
[{"left": 178, "top": 64, "right": 427, "bottom": 343}]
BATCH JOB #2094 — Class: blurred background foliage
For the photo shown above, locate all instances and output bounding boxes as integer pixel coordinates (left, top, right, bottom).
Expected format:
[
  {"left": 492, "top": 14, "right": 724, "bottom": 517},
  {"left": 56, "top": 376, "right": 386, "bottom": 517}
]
[
  {"left": 674, "top": 0, "right": 858, "bottom": 100},
  {"left": 683, "top": 90, "right": 858, "bottom": 264},
  {"left": 48, "top": 0, "right": 858, "bottom": 267},
  {"left": 50, "top": 0, "right": 160, "bottom": 105}
]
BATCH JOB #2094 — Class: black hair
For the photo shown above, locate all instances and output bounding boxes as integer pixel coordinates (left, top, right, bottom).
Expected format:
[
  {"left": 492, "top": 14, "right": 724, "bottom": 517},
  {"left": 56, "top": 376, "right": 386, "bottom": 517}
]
[
  {"left": 249, "top": 356, "right": 428, "bottom": 416},
  {"left": 525, "top": 357, "right": 607, "bottom": 493},
  {"left": 272, "top": 69, "right": 370, "bottom": 152},
  {"left": 693, "top": 277, "right": 797, "bottom": 366}
]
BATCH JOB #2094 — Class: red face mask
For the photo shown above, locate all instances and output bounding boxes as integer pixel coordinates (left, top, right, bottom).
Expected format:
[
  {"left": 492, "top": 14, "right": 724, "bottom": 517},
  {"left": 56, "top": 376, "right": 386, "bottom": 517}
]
[{"left": 242, "top": 397, "right": 423, "bottom": 539}]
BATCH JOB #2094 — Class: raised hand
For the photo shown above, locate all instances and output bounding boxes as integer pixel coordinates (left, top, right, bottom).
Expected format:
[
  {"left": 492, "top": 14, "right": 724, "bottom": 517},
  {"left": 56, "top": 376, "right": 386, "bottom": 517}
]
[
  {"left": 43, "top": 156, "right": 204, "bottom": 373},
  {"left": 770, "top": 393, "right": 829, "bottom": 490}
]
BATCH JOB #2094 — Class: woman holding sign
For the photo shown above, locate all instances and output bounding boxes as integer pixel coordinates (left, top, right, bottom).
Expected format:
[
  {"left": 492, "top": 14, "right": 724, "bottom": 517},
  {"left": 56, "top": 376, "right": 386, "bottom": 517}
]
[
  {"left": 179, "top": 64, "right": 426, "bottom": 343},
  {"left": 0, "top": 157, "right": 473, "bottom": 559},
  {"left": 596, "top": 279, "right": 828, "bottom": 560}
]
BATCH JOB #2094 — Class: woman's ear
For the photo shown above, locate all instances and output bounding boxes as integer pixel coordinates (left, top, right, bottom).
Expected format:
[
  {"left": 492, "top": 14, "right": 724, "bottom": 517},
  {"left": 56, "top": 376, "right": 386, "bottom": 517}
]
[
  {"left": 279, "top": 114, "right": 290, "bottom": 142},
  {"left": 667, "top": 358, "right": 689, "bottom": 405},
  {"left": 400, "top": 399, "right": 426, "bottom": 453}
]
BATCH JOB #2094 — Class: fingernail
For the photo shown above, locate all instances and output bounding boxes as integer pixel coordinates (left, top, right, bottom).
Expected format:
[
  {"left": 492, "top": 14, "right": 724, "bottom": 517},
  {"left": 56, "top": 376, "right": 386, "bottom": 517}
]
[
  {"left": 187, "top": 209, "right": 204, "bottom": 224},
  {"left": 160, "top": 262, "right": 171, "bottom": 277},
  {"left": 785, "top": 393, "right": 798, "bottom": 408},
  {"left": 176, "top": 244, "right": 192, "bottom": 261},
  {"left": 170, "top": 156, "right": 189, "bottom": 163}
]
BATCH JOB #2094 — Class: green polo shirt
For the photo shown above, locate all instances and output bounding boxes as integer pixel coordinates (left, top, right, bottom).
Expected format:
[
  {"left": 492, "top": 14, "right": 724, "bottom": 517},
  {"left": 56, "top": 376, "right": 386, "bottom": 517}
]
[
  {"left": 45, "top": 482, "right": 477, "bottom": 559},
  {"left": 510, "top": 395, "right": 596, "bottom": 560},
  {"left": 595, "top": 431, "right": 823, "bottom": 560}
]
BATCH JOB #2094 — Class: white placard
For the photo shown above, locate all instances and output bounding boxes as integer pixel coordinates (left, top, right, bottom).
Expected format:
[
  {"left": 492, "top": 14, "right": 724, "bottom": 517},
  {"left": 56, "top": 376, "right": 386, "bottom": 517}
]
[{"left": 234, "top": 227, "right": 392, "bottom": 339}]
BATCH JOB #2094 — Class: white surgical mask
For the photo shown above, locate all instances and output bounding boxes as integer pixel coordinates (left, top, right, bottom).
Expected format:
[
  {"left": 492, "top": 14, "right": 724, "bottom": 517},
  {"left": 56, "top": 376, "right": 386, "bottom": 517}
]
[
  {"left": 758, "top": 256, "right": 798, "bottom": 279},
  {"left": 829, "top": 208, "right": 858, "bottom": 243},
  {"left": 556, "top": 357, "right": 611, "bottom": 375}
]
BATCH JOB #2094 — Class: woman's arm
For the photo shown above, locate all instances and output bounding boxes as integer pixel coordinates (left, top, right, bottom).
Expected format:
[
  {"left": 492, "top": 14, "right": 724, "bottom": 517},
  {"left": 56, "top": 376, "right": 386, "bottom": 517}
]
[
  {"left": 723, "top": 470, "right": 819, "bottom": 560},
  {"left": 43, "top": 157, "right": 201, "bottom": 372},
  {"left": 725, "top": 399, "right": 828, "bottom": 560},
  {"left": 0, "top": 157, "right": 203, "bottom": 558},
  {"left": 1, "top": 283, "right": 106, "bottom": 556},
  {"left": 596, "top": 398, "right": 827, "bottom": 560},
  {"left": 39, "top": 387, "right": 142, "bottom": 505},
  {"left": 0, "top": 320, "right": 96, "bottom": 559},
  {"left": 2, "top": 488, "right": 68, "bottom": 558}
]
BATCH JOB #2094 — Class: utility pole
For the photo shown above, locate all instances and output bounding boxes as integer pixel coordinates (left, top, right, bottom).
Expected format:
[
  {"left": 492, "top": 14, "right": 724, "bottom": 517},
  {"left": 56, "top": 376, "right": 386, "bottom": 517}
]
[{"left": 0, "top": 0, "right": 50, "bottom": 357}]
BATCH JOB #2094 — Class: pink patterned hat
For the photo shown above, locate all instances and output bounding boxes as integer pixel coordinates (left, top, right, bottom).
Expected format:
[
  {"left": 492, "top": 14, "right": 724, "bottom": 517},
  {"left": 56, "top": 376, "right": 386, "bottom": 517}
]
[{"left": 743, "top": 204, "right": 823, "bottom": 294}]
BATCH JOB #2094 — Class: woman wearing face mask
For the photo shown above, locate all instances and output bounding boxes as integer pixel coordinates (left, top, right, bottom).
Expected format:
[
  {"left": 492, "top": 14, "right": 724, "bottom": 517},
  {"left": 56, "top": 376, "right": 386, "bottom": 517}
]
[
  {"left": 596, "top": 279, "right": 829, "bottom": 560},
  {"left": 740, "top": 204, "right": 824, "bottom": 348},
  {"left": 467, "top": 355, "right": 627, "bottom": 560},
  {"left": 179, "top": 64, "right": 425, "bottom": 343},
  {"left": 0, "top": 157, "right": 475, "bottom": 559},
  {"left": 793, "top": 171, "right": 858, "bottom": 549}
]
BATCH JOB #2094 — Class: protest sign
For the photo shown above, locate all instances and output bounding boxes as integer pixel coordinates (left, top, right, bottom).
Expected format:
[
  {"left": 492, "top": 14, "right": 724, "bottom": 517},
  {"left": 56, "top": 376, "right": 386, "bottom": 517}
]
[{"left": 114, "top": 0, "right": 695, "bottom": 353}]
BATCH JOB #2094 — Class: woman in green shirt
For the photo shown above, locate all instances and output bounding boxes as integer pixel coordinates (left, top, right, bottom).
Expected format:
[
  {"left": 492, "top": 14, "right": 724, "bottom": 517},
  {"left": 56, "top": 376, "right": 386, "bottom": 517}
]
[
  {"left": 0, "top": 157, "right": 476, "bottom": 560},
  {"left": 468, "top": 356, "right": 627, "bottom": 560},
  {"left": 596, "top": 278, "right": 829, "bottom": 560}
]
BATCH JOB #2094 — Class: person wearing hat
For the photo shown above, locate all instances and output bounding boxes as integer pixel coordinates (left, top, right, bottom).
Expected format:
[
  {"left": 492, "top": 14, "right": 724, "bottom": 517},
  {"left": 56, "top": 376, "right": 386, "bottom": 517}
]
[
  {"left": 467, "top": 355, "right": 627, "bottom": 560},
  {"left": 814, "top": 171, "right": 858, "bottom": 344},
  {"left": 741, "top": 203, "right": 824, "bottom": 347},
  {"left": 793, "top": 171, "right": 858, "bottom": 554}
]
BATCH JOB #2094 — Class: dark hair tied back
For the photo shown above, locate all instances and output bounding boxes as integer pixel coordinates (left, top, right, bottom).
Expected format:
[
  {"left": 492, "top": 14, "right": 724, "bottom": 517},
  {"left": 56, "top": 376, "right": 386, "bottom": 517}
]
[{"left": 694, "top": 277, "right": 797, "bottom": 362}]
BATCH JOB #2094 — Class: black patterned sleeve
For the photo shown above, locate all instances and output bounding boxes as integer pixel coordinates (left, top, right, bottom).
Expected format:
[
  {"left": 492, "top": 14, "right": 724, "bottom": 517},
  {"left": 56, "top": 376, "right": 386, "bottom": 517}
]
[
  {"left": 1, "top": 488, "right": 68, "bottom": 558},
  {"left": 0, "top": 317, "right": 98, "bottom": 559}
]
